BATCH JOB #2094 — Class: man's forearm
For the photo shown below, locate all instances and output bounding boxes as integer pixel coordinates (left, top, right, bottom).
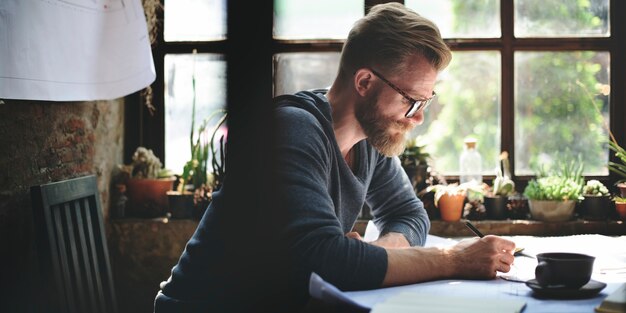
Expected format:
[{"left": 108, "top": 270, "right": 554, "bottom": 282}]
[
  {"left": 370, "top": 232, "right": 411, "bottom": 248},
  {"left": 382, "top": 246, "right": 452, "bottom": 286},
  {"left": 381, "top": 235, "right": 516, "bottom": 287}
]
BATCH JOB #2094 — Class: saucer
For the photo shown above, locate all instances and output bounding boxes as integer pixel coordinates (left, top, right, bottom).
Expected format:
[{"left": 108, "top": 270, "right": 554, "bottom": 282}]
[{"left": 525, "top": 279, "right": 607, "bottom": 299}]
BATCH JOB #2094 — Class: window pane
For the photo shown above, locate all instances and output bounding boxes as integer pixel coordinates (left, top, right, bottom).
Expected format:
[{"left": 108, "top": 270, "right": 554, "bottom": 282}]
[
  {"left": 411, "top": 51, "right": 501, "bottom": 175},
  {"left": 514, "top": 51, "right": 610, "bottom": 175},
  {"left": 514, "top": 0, "right": 609, "bottom": 38},
  {"left": 405, "top": 0, "right": 500, "bottom": 38},
  {"left": 273, "top": 53, "right": 340, "bottom": 95},
  {"left": 164, "top": 53, "right": 227, "bottom": 174},
  {"left": 164, "top": 0, "right": 227, "bottom": 41},
  {"left": 274, "top": 0, "right": 363, "bottom": 39}
]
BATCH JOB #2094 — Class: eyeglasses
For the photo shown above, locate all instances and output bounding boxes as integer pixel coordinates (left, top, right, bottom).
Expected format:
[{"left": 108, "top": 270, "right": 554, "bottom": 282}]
[{"left": 370, "top": 69, "right": 436, "bottom": 118}]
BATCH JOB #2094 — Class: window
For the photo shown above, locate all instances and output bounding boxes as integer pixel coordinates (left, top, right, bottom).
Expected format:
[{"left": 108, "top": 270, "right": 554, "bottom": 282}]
[
  {"left": 128, "top": 0, "right": 625, "bottom": 189},
  {"left": 404, "top": 0, "right": 613, "bottom": 180}
]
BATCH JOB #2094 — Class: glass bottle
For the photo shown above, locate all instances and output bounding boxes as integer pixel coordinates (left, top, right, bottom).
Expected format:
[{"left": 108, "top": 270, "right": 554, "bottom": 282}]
[{"left": 459, "top": 138, "right": 483, "bottom": 185}]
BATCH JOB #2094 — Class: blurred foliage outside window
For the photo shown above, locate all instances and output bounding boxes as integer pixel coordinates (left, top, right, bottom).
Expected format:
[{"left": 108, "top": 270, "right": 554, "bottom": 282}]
[
  {"left": 410, "top": 51, "right": 501, "bottom": 175},
  {"left": 514, "top": 51, "right": 609, "bottom": 175},
  {"left": 406, "top": 0, "right": 500, "bottom": 38},
  {"left": 407, "top": 0, "right": 610, "bottom": 177},
  {"left": 273, "top": 0, "right": 363, "bottom": 40},
  {"left": 514, "top": 0, "right": 609, "bottom": 37}
]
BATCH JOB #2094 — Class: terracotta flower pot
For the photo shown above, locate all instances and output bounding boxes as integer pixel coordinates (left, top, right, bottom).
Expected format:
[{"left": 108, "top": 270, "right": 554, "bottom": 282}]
[
  {"left": 125, "top": 178, "right": 174, "bottom": 217},
  {"left": 438, "top": 194, "right": 466, "bottom": 222}
]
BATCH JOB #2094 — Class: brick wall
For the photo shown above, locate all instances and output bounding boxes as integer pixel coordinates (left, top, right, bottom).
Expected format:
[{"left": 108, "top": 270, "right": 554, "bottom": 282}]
[{"left": 0, "top": 98, "right": 124, "bottom": 313}]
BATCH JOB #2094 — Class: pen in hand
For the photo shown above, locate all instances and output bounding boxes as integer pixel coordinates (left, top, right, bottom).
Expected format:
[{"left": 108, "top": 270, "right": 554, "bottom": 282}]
[
  {"left": 464, "top": 221, "right": 533, "bottom": 258},
  {"left": 464, "top": 220, "right": 484, "bottom": 238}
]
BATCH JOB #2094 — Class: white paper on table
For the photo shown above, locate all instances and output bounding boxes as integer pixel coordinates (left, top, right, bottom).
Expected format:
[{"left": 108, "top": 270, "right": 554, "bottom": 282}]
[
  {"left": 0, "top": 0, "right": 155, "bottom": 101},
  {"left": 310, "top": 233, "right": 626, "bottom": 312},
  {"left": 371, "top": 291, "right": 526, "bottom": 313},
  {"left": 363, "top": 220, "right": 380, "bottom": 242}
]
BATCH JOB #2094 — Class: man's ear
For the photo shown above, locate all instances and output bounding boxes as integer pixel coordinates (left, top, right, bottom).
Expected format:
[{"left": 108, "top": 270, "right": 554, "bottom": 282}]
[{"left": 353, "top": 69, "right": 374, "bottom": 97}]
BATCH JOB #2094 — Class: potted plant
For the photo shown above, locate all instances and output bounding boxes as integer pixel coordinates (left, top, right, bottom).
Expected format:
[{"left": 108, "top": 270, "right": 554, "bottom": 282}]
[
  {"left": 168, "top": 109, "right": 227, "bottom": 219},
  {"left": 400, "top": 138, "right": 431, "bottom": 194},
  {"left": 507, "top": 193, "right": 530, "bottom": 220},
  {"left": 608, "top": 141, "right": 626, "bottom": 197},
  {"left": 165, "top": 50, "right": 227, "bottom": 219},
  {"left": 121, "top": 147, "right": 175, "bottom": 218},
  {"left": 523, "top": 158, "right": 584, "bottom": 222},
  {"left": 484, "top": 151, "right": 515, "bottom": 220},
  {"left": 463, "top": 183, "right": 487, "bottom": 220},
  {"left": 431, "top": 184, "right": 467, "bottom": 222},
  {"left": 579, "top": 80, "right": 626, "bottom": 205},
  {"left": 580, "top": 179, "right": 611, "bottom": 220},
  {"left": 613, "top": 196, "right": 626, "bottom": 221}
]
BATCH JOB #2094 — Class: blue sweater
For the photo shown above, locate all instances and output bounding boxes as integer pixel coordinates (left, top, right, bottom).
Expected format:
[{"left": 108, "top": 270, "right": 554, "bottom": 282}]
[{"left": 154, "top": 90, "right": 430, "bottom": 312}]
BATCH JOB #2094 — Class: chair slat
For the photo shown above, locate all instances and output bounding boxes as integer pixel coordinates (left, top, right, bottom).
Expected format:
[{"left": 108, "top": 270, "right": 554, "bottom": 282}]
[
  {"left": 31, "top": 175, "right": 118, "bottom": 313},
  {"left": 84, "top": 197, "right": 107, "bottom": 313},
  {"left": 64, "top": 202, "right": 88, "bottom": 313},
  {"left": 53, "top": 204, "right": 76, "bottom": 313},
  {"left": 75, "top": 198, "right": 98, "bottom": 313}
]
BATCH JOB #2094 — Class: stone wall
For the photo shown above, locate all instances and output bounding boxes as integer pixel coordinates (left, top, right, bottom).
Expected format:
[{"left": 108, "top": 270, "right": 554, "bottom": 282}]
[
  {"left": 0, "top": 98, "right": 124, "bottom": 312},
  {"left": 108, "top": 218, "right": 198, "bottom": 313}
]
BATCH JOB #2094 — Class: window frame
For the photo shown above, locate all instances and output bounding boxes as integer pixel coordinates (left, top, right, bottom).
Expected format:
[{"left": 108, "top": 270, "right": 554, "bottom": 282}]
[{"left": 126, "top": 0, "right": 626, "bottom": 191}]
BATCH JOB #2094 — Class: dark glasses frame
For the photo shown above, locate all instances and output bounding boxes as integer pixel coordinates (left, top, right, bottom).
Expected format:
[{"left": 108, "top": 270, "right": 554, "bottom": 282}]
[{"left": 369, "top": 69, "right": 436, "bottom": 118}]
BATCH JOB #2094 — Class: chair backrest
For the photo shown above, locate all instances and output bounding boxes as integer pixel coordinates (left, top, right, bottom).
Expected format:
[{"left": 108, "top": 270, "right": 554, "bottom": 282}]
[{"left": 31, "top": 175, "right": 118, "bottom": 313}]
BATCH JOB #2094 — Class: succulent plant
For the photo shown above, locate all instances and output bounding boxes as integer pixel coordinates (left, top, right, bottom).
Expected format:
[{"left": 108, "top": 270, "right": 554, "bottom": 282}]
[
  {"left": 582, "top": 179, "right": 609, "bottom": 196},
  {"left": 523, "top": 157, "right": 584, "bottom": 201},
  {"left": 608, "top": 141, "right": 626, "bottom": 184},
  {"left": 428, "top": 184, "right": 466, "bottom": 208},
  {"left": 507, "top": 194, "right": 530, "bottom": 219},
  {"left": 463, "top": 184, "right": 487, "bottom": 220},
  {"left": 492, "top": 151, "right": 515, "bottom": 197},
  {"left": 613, "top": 196, "right": 626, "bottom": 204},
  {"left": 129, "top": 147, "right": 169, "bottom": 179}
]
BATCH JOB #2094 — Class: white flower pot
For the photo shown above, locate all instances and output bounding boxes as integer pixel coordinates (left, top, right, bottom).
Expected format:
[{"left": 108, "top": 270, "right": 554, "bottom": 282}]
[{"left": 528, "top": 200, "right": 576, "bottom": 222}]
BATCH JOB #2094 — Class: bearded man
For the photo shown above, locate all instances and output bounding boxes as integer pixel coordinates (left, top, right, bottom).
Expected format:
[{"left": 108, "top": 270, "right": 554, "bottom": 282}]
[{"left": 154, "top": 3, "right": 516, "bottom": 312}]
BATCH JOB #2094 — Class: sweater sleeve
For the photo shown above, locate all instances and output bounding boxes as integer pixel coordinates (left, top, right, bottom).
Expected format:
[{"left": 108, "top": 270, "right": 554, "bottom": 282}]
[
  {"left": 366, "top": 154, "right": 430, "bottom": 246},
  {"left": 275, "top": 106, "right": 387, "bottom": 291}
]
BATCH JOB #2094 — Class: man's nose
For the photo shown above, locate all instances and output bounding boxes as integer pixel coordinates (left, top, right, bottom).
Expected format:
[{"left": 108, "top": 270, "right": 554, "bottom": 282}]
[{"left": 409, "top": 110, "right": 425, "bottom": 125}]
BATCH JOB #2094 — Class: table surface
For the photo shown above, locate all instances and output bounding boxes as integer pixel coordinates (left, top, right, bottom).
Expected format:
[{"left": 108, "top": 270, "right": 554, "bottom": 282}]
[{"left": 342, "top": 234, "right": 626, "bottom": 312}]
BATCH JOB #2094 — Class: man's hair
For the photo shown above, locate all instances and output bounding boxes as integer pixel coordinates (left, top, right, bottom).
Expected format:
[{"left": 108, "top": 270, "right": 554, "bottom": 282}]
[{"left": 337, "top": 3, "right": 451, "bottom": 79}]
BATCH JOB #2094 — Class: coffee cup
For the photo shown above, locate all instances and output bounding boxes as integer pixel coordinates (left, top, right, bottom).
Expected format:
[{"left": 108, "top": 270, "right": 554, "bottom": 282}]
[{"left": 535, "top": 252, "right": 595, "bottom": 288}]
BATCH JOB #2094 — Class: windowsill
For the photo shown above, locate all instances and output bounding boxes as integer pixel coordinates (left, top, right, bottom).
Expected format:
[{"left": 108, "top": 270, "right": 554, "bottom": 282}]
[
  {"left": 352, "top": 219, "right": 626, "bottom": 237},
  {"left": 109, "top": 217, "right": 626, "bottom": 237}
]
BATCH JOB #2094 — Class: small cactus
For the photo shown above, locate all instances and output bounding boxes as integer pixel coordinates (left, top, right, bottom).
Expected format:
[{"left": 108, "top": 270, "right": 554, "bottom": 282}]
[
  {"left": 582, "top": 180, "right": 609, "bottom": 196},
  {"left": 130, "top": 147, "right": 163, "bottom": 179},
  {"left": 493, "top": 151, "right": 515, "bottom": 197}
]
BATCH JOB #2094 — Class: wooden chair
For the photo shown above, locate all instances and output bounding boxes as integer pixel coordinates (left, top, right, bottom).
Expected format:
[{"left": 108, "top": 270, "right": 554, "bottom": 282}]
[{"left": 30, "top": 175, "right": 118, "bottom": 313}]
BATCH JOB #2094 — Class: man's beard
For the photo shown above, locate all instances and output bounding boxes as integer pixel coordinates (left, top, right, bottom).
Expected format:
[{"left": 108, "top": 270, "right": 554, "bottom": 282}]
[{"left": 355, "top": 89, "right": 414, "bottom": 157}]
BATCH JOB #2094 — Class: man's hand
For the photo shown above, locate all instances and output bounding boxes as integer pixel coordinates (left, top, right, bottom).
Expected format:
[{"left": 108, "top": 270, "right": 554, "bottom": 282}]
[
  {"left": 382, "top": 234, "right": 516, "bottom": 287},
  {"left": 445, "top": 235, "right": 516, "bottom": 279},
  {"left": 345, "top": 231, "right": 363, "bottom": 241}
]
